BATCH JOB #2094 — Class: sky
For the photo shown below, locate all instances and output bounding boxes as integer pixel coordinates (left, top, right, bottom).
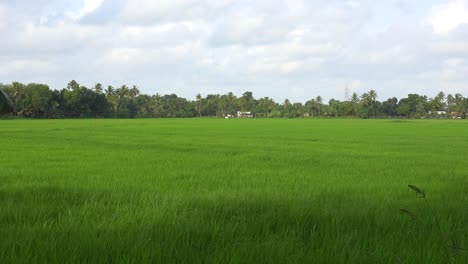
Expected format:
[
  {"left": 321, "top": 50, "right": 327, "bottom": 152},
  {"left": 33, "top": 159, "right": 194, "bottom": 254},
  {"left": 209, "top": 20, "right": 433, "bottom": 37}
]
[{"left": 0, "top": 0, "right": 467, "bottom": 102}]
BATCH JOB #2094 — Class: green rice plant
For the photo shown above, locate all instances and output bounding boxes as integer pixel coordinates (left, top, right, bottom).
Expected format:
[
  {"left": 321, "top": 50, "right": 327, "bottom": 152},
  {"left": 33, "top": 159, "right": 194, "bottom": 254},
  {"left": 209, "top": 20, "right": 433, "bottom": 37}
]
[
  {"left": 402, "top": 185, "right": 467, "bottom": 262},
  {"left": 408, "top": 185, "right": 425, "bottom": 198},
  {"left": 0, "top": 119, "right": 466, "bottom": 263},
  {"left": 399, "top": 208, "right": 417, "bottom": 220}
]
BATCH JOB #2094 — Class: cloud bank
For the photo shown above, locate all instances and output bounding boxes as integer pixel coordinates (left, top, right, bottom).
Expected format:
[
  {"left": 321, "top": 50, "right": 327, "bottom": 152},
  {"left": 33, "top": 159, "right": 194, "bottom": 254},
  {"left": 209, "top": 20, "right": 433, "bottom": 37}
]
[{"left": 0, "top": 0, "right": 467, "bottom": 101}]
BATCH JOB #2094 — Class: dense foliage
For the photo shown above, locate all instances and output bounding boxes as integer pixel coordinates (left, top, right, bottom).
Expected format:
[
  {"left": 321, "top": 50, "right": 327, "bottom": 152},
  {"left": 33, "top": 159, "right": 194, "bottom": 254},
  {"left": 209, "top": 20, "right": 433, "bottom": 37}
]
[{"left": 1, "top": 80, "right": 467, "bottom": 118}]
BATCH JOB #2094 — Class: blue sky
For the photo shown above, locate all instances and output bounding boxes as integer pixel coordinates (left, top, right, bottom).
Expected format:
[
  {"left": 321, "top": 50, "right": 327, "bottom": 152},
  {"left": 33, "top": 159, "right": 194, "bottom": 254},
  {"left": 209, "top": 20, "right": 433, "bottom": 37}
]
[{"left": 0, "top": 0, "right": 467, "bottom": 102}]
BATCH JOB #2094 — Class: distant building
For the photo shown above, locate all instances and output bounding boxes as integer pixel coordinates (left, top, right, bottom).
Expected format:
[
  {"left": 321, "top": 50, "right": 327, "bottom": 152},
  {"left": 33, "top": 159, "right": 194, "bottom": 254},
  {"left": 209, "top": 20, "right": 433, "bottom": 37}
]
[
  {"left": 428, "top": 111, "right": 447, "bottom": 118},
  {"left": 0, "top": 88, "right": 14, "bottom": 114},
  {"left": 451, "top": 112, "right": 462, "bottom": 119},
  {"left": 237, "top": 111, "right": 254, "bottom": 118}
]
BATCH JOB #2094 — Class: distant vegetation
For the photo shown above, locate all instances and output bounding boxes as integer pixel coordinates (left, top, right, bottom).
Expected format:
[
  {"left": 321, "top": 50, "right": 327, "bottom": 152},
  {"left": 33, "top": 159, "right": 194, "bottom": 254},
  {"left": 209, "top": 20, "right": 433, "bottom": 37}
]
[{"left": 1, "top": 80, "right": 467, "bottom": 119}]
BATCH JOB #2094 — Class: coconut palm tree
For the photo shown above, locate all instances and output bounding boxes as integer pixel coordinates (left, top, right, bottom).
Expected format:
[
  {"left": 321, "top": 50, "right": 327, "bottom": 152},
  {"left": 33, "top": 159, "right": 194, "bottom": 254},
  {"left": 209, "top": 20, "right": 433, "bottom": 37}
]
[
  {"left": 360, "top": 90, "right": 378, "bottom": 117},
  {"left": 368, "top": 90, "right": 377, "bottom": 102},
  {"left": 195, "top": 94, "right": 202, "bottom": 117},
  {"left": 106, "top": 86, "right": 118, "bottom": 118},
  {"left": 93, "top": 83, "right": 103, "bottom": 94},
  {"left": 435, "top": 91, "right": 446, "bottom": 111},
  {"left": 350, "top": 92, "right": 359, "bottom": 116},
  {"left": 118, "top": 85, "right": 130, "bottom": 99},
  {"left": 130, "top": 85, "right": 140, "bottom": 99},
  {"left": 315, "top": 96, "right": 323, "bottom": 116},
  {"left": 11, "top": 82, "right": 25, "bottom": 115},
  {"left": 454, "top": 94, "right": 465, "bottom": 117},
  {"left": 284, "top": 99, "right": 292, "bottom": 118},
  {"left": 305, "top": 99, "right": 316, "bottom": 117}
]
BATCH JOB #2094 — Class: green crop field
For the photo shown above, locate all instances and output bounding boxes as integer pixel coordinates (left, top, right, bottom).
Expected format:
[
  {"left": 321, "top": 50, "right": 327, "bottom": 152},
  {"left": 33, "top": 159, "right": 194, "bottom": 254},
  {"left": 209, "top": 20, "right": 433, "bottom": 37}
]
[{"left": 0, "top": 119, "right": 467, "bottom": 263}]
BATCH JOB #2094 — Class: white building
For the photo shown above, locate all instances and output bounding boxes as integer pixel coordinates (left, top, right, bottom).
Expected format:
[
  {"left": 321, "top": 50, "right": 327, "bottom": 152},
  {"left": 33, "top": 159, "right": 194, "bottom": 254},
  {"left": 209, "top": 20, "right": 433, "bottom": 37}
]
[{"left": 237, "top": 111, "right": 254, "bottom": 118}]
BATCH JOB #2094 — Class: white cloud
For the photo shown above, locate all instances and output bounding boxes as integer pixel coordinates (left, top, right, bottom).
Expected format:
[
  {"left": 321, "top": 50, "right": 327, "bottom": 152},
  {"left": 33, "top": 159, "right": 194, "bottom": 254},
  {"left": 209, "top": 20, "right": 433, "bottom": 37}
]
[
  {"left": 0, "top": 59, "right": 57, "bottom": 77},
  {"left": 427, "top": 0, "right": 468, "bottom": 34},
  {"left": 0, "top": 0, "right": 467, "bottom": 101},
  {"left": 122, "top": 0, "right": 235, "bottom": 23},
  {"left": 0, "top": 6, "right": 7, "bottom": 28},
  {"left": 66, "top": 0, "right": 105, "bottom": 21},
  {"left": 429, "top": 40, "right": 468, "bottom": 55},
  {"left": 444, "top": 58, "right": 464, "bottom": 67},
  {"left": 118, "top": 21, "right": 207, "bottom": 48}
]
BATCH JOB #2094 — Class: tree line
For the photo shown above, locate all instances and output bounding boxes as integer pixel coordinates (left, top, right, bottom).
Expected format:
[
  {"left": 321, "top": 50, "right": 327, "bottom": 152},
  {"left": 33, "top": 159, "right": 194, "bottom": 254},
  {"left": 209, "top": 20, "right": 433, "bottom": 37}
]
[{"left": 1, "top": 81, "right": 467, "bottom": 119}]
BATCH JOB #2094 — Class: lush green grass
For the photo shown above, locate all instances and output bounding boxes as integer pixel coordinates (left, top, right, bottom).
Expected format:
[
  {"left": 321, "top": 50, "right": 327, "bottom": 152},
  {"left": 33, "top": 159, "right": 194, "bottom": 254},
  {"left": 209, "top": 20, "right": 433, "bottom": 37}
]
[{"left": 1, "top": 119, "right": 467, "bottom": 263}]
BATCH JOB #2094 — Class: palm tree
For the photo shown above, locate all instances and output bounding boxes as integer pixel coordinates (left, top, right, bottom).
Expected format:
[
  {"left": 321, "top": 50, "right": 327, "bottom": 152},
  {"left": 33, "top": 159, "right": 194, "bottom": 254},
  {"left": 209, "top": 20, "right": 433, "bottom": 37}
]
[
  {"left": 284, "top": 99, "right": 292, "bottom": 118},
  {"left": 368, "top": 90, "right": 377, "bottom": 102},
  {"left": 361, "top": 90, "right": 378, "bottom": 117},
  {"left": 196, "top": 94, "right": 202, "bottom": 117},
  {"left": 369, "top": 90, "right": 377, "bottom": 117},
  {"left": 437, "top": 91, "right": 445, "bottom": 100},
  {"left": 226, "top": 92, "right": 235, "bottom": 114},
  {"left": 93, "top": 83, "right": 103, "bottom": 94},
  {"left": 150, "top": 94, "right": 162, "bottom": 117},
  {"left": 454, "top": 94, "right": 465, "bottom": 117},
  {"left": 105, "top": 86, "right": 114, "bottom": 96},
  {"left": 315, "top": 96, "right": 323, "bottom": 116},
  {"left": 106, "top": 86, "right": 118, "bottom": 118},
  {"left": 118, "top": 85, "right": 130, "bottom": 99},
  {"left": 130, "top": 85, "right": 140, "bottom": 99},
  {"left": 305, "top": 99, "right": 316, "bottom": 117},
  {"left": 11, "top": 82, "right": 25, "bottom": 115},
  {"left": 435, "top": 91, "right": 446, "bottom": 110},
  {"left": 350, "top": 92, "right": 359, "bottom": 116}
]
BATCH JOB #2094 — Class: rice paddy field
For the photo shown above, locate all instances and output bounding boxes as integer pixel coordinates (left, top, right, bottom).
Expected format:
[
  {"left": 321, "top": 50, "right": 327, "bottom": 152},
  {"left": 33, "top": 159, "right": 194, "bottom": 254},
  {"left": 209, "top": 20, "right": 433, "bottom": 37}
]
[{"left": 0, "top": 118, "right": 467, "bottom": 263}]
